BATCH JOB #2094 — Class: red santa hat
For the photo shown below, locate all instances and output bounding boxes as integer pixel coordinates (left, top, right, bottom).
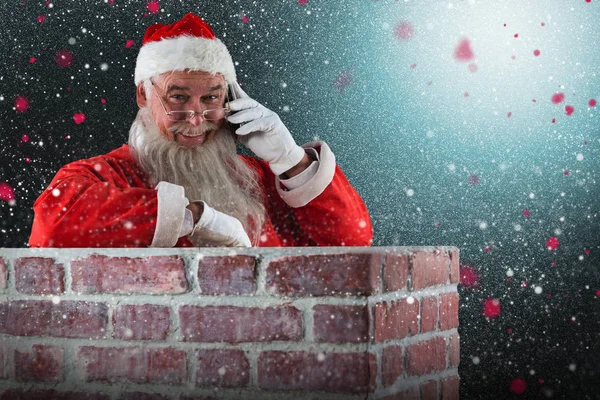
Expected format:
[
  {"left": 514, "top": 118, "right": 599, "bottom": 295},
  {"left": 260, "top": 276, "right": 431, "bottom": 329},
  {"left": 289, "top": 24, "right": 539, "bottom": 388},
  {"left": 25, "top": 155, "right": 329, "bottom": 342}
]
[{"left": 134, "top": 13, "right": 236, "bottom": 86}]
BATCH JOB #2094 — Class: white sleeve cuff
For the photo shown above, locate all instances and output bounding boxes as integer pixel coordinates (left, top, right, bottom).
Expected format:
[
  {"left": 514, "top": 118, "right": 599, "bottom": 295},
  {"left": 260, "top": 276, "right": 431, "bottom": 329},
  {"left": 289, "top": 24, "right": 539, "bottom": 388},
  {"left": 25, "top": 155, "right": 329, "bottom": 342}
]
[
  {"left": 279, "top": 148, "right": 319, "bottom": 190},
  {"left": 179, "top": 208, "right": 195, "bottom": 237},
  {"left": 275, "top": 141, "right": 336, "bottom": 208},
  {"left": 150, "top": 181, "right": 187, "bottom": 247}
]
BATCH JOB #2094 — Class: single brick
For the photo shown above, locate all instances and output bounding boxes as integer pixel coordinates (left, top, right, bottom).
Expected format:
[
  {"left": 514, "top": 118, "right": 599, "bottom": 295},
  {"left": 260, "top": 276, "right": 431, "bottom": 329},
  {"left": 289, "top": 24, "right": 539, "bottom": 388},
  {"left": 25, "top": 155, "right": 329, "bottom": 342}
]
[
  {"left": 118, "top": 393, "right": 171, "bottom": 400},
  {"left": 381, "top": 345, "right": 403, "bottom": 387},
  {"left": 442, "top": 375, "right": 460, "bottom": 400},
  {"left": 0, "top": 300, "right": 107, "bottom": 339},
  {"left": 420, "top": 296, "right": 438, "bottom": 333},
  {"left": 78, "top": 346, "right": 186, "bottom": 384},
  {"left": 313, "top": 305, "right": 369, "bottom": 343},
  {"left": 257, "top": 351, "right": 373, "bottom": 394},
  {"left": 197, "top": 256, "right": 256, "bottom": 295},
  {"left": 15, "top": 345, "right": 64, "bottom": 382},
  {"left": 449, "top": 332, "right": 460, "bottom": 367},
  {"left": 406, "top": 336, "right": 446, "bottom": 376},
  {"left": 265, "top": 253, "right": 381, "bottom": 297},
  {"left": 196, "top": 349, "right": 249, "bottom": 387},
  {"left": 179, "top": 305, "right": 302, "bottom": 344},
  {"left": 421, "top": 380, "right": 439, "bottom": 400},
  {"left": 0, "top": 389, "right": 110, "bottom": 400},
  {"left": 113, "top": 304, "right": 170, "bottom": 341},
  {"left": 439, "top": 292, "right": 459, "bottom": 331},
  {"left": 449, "top": 249, "right": 460, "bottom": 284},
  {"left": 410, "top": 251, "right": 451, "bottom": 290},
  {"left": 14, "top": 257, "right": 65, "bottom": 295},
  {"left": 71, "top": 255, "right": 188, "bottom": 294},
  {"left": 384, "top": 252, "right": 408, "bottom": 291},
  {"left": 0, "top": 258, "right": 6, "bottom": 289},
  {"left": 374, "top": 298, "right": 419, "bottom": 343}
]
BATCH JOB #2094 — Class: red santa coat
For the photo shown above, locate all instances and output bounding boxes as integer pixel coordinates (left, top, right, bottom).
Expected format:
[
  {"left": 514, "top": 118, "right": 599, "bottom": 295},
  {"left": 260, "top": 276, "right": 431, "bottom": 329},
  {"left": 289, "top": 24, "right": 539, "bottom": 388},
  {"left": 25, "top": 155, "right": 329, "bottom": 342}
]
[{"left": 29, "top": 142, "right": 373, "bottom": 248}]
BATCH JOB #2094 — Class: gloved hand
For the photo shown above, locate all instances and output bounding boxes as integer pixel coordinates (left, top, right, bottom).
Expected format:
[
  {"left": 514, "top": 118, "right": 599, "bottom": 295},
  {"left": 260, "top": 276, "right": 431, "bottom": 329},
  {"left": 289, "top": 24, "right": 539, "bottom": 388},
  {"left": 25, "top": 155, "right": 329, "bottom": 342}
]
[
  {"left": 189, "top": 201, "right": 251, "bottom": 247},
  {"left": 227, "top": 82, "right": 306, "bottom": 176}
]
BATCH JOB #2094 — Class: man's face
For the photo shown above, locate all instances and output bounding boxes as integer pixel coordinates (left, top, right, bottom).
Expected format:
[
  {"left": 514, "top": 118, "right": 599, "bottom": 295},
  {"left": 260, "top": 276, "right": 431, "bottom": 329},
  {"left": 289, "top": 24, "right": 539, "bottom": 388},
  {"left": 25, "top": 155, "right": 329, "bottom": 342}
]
[{"left": 137, "top": 70, "right": 228, "bottom": 149}]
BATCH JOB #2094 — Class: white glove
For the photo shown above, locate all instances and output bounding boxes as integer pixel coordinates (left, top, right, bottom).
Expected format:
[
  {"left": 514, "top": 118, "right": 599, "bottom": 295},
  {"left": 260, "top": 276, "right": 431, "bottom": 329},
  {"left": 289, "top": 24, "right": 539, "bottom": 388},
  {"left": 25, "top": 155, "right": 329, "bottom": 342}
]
[
  {"left": 227, "top": 82, "right": 306, "bottom": 176},
  {"left": 189, "top": 201, "right": 251, "bottom": 247}
]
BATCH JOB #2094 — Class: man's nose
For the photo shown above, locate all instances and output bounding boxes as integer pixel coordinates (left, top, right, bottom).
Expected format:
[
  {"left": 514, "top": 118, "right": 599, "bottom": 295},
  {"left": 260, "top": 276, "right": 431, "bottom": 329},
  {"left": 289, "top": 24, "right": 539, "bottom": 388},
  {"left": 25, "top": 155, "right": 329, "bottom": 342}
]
[{"left": 187, "top": 112, "right": 206, "bottom": 126}]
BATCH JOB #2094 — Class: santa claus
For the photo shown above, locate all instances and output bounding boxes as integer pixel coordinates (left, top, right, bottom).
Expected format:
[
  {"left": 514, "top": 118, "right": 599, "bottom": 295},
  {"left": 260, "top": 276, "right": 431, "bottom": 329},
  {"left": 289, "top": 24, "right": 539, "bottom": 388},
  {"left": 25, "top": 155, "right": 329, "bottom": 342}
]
[{"left": 29, "top": 13, "right": 373, "bottom": 248}]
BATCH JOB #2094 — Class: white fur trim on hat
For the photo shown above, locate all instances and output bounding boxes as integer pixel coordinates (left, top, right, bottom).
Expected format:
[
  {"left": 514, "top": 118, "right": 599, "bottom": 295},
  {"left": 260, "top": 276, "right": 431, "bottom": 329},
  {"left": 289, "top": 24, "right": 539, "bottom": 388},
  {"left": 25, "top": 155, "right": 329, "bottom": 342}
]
[{"left": 134, "top": 35, "right": 237, "bottom": 85}]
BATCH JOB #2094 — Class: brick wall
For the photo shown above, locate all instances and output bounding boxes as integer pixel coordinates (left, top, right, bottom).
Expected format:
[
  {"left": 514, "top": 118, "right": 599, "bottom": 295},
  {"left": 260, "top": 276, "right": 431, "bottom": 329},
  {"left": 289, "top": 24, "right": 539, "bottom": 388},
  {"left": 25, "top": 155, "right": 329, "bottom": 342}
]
[{"left": 0, "top": 247, "right": 460, "bottom": 400}]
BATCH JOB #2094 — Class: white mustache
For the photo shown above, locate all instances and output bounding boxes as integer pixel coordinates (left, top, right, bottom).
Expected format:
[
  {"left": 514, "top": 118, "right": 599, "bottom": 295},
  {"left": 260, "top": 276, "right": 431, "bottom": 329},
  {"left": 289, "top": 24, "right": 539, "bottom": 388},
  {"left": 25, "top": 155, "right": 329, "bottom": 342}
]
[{"left": 168, "top": 121, "right": 218, "bottom": 137}]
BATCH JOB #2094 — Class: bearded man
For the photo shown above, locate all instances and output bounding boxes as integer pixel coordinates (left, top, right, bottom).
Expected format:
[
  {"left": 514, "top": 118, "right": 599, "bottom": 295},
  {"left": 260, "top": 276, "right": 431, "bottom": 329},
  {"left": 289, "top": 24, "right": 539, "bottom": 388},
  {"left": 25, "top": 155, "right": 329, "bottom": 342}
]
[{"left": 28, "top": 13, "right": 372, "bottom": 248}]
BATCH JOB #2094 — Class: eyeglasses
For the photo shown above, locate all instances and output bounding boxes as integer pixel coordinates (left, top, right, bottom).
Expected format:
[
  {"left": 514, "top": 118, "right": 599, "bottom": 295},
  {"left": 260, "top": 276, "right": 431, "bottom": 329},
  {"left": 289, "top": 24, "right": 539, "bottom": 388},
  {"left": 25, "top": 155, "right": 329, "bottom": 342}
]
[{"left": 149, "top": 79, "right": 231, "bottom": 122}]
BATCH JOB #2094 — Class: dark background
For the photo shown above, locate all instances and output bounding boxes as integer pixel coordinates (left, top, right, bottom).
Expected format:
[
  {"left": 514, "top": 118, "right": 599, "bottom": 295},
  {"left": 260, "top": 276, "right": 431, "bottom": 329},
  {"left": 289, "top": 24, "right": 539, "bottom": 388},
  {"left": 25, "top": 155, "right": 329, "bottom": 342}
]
[{"left": 0, "top": 1, "right": 598, "bottom": 398}]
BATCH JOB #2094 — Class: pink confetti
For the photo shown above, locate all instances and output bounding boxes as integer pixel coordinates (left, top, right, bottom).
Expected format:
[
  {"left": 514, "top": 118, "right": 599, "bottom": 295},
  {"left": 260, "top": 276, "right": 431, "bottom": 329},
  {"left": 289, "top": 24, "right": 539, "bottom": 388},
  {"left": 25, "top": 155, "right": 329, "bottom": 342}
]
[
  {"left": 464, "top": 92, "right": 469, "bottom": 97},
  {"left": 541, "top": 22, "right": 545, "bottom": 26},
  {"left": 107, "top": 0, "right": 115, "bottom": 4},
  {"left": 15, "top": 96, "right": 29, "bottom": 112},
  {"left": 334, "top": 71, "right": 353, "bottom": 94},
  {"left": 503, "top": 23, "right": 507, "bottom": 27},
  {"left": 511, "top": 55, "right": 516, "bottom": 60},
  {"left": 298, "top": 0, "right": 308, "bottom": 5},
  {"left": 55, "top": 50, "right": 73, "bottom": 68},
  {"left": 565, "top": 105, "right": 575, "bottom": 116},
  {"left": 533, "top": 49, "right": 541, "bottom": 56},
  {"left": 125, "top": 40, "right": 135, "bottom": 49},
  {"left": 546, "top": 236, "right": 560, "bottom": 250},
  {"left": 551, "top": 92, "right": 565, "bottom": 104},
  {"left": 100, "top": 98, "right": 107, "bottom": 104},
  {"left": 147, "top": 0, "right": 160, "bottom": 14},
  {"left": 241, "top": 15, "right": 249, "bottom": 24},
  {"left": 25, "top": 158, "right": 31, "bottom": 163},
  {"left": 73, "top": 113, "right": 86, "bottom": 125},
  {"left": 410, "top": 63, "right": 417, "bottom": 69},
  {"left": 427, "top": 81, "right": 433, "bottom": 86},
  {"left": 510, "top": 378, "right": 527, "bottom": 395},
  {"left": 21, "top": 135, "right": 29, "bottom": 143},
  {"left": 394, "top": 21, "right": 414, "bottom": 40},
  {"left": 467, "top": 174, "right": 479, "bottom": 186},
  {"left": 596, "top": 290, "right": 600, "bottom": 296},
  {"left": 522, "top": 281, "right": 529, "bottom": 288},
  {"left": 460, "top": 265, "right": 480, "bottom": 289},
  {"left": 552, "top": 118, "right": 556, "bottom": 123},
  {"left": 29, "top": 57, "right": 36, "bottom": 64},
  {"left": 589, "top": 99, "right": 597, "bottom": 107},
  {"left": 514, "top": 33, "right": 519, "bottom": 38},
  {"left": 532, "top": 99, "right": 537, "bottom": 102},
  {"left": 585, "top": 249, "right": 590, "bottom": 255},
  {"left": 453, "top": 38, "right": 474, "bottom": 62},
  {"left": 564, "top": 170, "right": 569, "bottom": 176},
  {"left": 0, "top": 183, "right": 16, "bottom": 205},
  {"left": 586, "top": 0, "right": 591, "bottom": 3},
  {"left": 37, "top": 15, "right": 46, "bottom": 23},
  {"left": 468, "top": 63, "right": 478, "bottom": 73},
  {"left": 507, "top": 111, "right": 512, "bottom": 118},
  {"left": 522, "top": 209, "right": 531, "bottom": 217},
  {"left": 507, "top": 328, "right": 513, "bottom": 333},
  {"left": 483, "top": 298, "right": 501, "bottom": 318}
]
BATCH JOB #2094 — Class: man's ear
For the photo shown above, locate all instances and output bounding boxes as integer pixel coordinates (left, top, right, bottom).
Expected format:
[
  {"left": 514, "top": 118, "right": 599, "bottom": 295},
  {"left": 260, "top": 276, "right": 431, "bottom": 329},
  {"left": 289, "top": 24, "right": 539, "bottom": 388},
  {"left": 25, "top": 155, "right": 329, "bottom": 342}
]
[{"left": 136, "top": 83, "right": 147, "bottom": 108}]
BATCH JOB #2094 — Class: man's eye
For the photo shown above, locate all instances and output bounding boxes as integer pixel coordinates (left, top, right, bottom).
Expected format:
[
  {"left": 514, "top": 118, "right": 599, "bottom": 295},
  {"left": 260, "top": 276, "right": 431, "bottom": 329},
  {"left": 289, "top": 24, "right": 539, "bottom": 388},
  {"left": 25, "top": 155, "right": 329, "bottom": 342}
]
[{"left": 169, "top": 94, "right": 187, "bottom": 101}]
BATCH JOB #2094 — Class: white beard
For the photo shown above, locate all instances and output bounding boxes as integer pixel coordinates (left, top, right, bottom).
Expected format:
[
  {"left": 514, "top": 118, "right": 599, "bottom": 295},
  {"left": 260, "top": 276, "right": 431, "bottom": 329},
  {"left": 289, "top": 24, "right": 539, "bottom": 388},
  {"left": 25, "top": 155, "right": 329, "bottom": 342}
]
[{"left": 128, "top": 107, "right": 266, "bottom": 245}]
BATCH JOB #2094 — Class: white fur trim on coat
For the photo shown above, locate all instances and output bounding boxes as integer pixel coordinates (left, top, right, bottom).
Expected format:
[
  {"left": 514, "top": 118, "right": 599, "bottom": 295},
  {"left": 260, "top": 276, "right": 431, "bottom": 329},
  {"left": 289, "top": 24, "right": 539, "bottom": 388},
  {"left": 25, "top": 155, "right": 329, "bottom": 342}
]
[
  {"left": 135, "top": 35, "right": 237, "bottom": 85},
  {"left": 150, "top": 181, "right": 187, "bottom": 247},
  {"left": 275, "top": 141, "right": 336, "bottom": 208}
]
